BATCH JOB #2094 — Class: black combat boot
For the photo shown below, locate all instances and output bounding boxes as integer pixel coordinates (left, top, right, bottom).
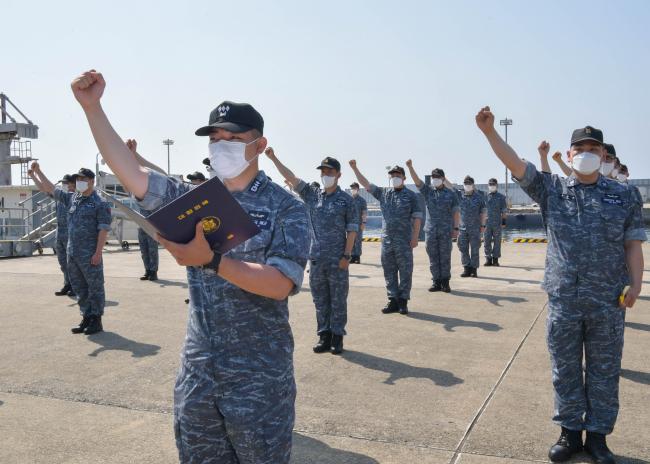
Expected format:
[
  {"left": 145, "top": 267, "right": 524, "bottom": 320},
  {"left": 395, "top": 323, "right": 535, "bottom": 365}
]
[
  {"left": 71, "top": 316, "right": 91, "bottom": 334},
  {"left": 381, "top": 298, "right": 399, "bottom": 314},
  {"left": 148, "top": 271, "right": 158, "bottom": 281},
  {"left": 313, "top": 331, "right": 332, "bottom": 353},
  {"left": 548, "top": 427, "right": 583, "bottom": 462},
  {"left": 460, "top": 266, "right": 471, "bottom": 277},
  {"left": 470, "top": 267, "right": 478, "bottom": 277},
  {"left": 584, "top": 432, "right": 616, "bottom": 464},
  {"left": 484, "top": 257, "right": 493, "bottom": 266},
  {"left": 84, "top": 315, "right": 103, "bottom": 335},
  {"left": 492, "top": 258, "right": 500, "bottom": 266},
  {"left": 55, "top": 284, "right": 72, "bottom": 296},
  {"left": 441, "top": 279, "right": 451, "bottom": 293},
  {"left": 67, "top": 288, "right": 76, "bottom": 297},
  {"left": 428, "top": 280, "right": 441, "bottom": 292},
  {"left": 398, "top": 298, "right": 409, "bottom": 315},
  {"left": 139, "top": 271, "right": 150, "bottom": 281},
  {"left": 330, "top": 334, "right": 344, "bottom": 355},
  {"left": 351, "top": 255, "right": 360, "bottom": 264}
]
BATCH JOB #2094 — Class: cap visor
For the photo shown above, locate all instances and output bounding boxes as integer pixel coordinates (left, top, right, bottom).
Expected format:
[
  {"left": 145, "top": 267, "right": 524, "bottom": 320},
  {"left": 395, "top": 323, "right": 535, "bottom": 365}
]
[
  {"left": 571, "top": 136, "right": 603, "bottom": 145},
  {"left": 195, "top": 122, "right": 253, "bottom": 136}
]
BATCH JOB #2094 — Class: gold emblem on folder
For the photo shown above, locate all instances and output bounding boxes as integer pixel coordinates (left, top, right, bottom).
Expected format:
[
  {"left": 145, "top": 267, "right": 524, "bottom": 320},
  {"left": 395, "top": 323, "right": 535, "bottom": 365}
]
[{"left": 201, "top": 216, "right": 221, "bottom": 235}]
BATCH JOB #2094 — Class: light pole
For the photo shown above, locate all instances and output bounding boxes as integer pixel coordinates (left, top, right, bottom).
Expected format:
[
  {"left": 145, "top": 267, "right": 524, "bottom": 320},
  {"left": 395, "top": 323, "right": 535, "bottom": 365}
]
[
  {"left": 163, "top": 139, "right": 174, "bottom": 175},
  {"left": 499, "top": 118, "right": 513, "bottom": 203}
]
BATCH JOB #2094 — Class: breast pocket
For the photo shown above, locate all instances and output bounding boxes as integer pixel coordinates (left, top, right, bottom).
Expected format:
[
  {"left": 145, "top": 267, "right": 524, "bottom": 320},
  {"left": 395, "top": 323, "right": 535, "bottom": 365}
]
[{"left": 547, "top": 194, "right": 577, "bottom": 226}]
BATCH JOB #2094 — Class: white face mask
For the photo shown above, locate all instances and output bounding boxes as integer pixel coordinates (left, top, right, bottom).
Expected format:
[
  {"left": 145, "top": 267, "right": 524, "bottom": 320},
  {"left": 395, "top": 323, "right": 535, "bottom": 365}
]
[
  {"left": 390, "top": 177, "right": 404, "bottom": 188},
  {"left": 75, "top": 180, "right": 89, "bottom": 193},
  {"left": 463, "top": 184, "right": 474, "bottom": 193},
  {"left": 351, "top": 188, "right": 359, "bottom": 195},
  {"left": 571, "top": 152, "right": 601, "bottom": 175},
  {"left": 208, "top": 138, "right": 260, "bottom": 180},
  {"left": 431, "top": 178, "right": 443, "bottom": 188},
  {"left": 488, "top": 185, "right": 497, "bottom": 193},
  {"left": 321, "top": 175, "right": 337, "bottom": 189},
  {"left": 600, "top": 162, "right": 615, "bottom": 176},
  {"left": 616, "top": 173, "right": 628, "bottom": 182}
]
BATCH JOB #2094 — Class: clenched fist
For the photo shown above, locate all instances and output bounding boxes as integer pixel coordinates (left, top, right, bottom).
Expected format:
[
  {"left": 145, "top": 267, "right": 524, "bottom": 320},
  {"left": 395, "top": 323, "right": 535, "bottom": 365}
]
[
  {"left": 538, "top": 141, "right": 550, "bottom": 157},
  {"left": 126, "top": 139, "right": 138, "bottom": 153},
  {"left": 71, "top": 70, "right": 106, "bottom": 108},
  {"left": 30, "top": 161, "right": 40, "bottom": 171},
  {"left": 475, "top": 106, "right": 495, "bottom": 134},
  {"left": 405, "top": 159, "right": 413, "bottom": 168},
  {"left": 552, "top": 151, "right": 562, "bottom": 161},
  {"left": 349, "top": 159, "right": 357, "bottom": 169},
  {"left": 264, "top": 147, "right": 276, "bottom": 160}
]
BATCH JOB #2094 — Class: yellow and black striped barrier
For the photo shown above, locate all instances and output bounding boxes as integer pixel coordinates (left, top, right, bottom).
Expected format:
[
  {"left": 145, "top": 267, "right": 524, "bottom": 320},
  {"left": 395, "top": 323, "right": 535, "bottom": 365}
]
[
  {"left": 513, "top": 238, "right": 548, "bottom": 243},
  {"left": 362, "top": 237, "right": 381, "bottom": 242}
]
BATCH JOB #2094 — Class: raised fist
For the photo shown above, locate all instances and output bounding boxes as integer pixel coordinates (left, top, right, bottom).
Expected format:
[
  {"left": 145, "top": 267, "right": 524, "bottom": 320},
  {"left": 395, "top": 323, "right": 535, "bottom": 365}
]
[
  {"left": 126, "top": 139, "right": 138, "bottom": 153},
  {"left": 405, "top": 159, "right": 413, "bottom": 167},
  {"left": 264, "top": 147, "right": 275, "bottom": 159},
  {"left": 349, "top": 159, "right": 357, "bottom": 169},
  {"left": 538, "top": 141, "right": 550, "bottom": 157},
  {"left": 71, "top": 70, "right": 106, "bottom": 108},
  {"left": 30, "top": 161, "right": 40, "bottom": 171},
  {"left": 475, "top": 106, "right": 495, "bottom": 134},
  {"left": 552, "top": 151, "right": 562, "bottom": 161}
]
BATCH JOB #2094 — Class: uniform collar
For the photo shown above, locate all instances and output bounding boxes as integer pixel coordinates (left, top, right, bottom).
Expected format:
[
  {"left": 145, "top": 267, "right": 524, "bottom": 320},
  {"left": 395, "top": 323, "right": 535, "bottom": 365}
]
[
  {"left": 566, "top": 173, "right": 608, "bottom": 188},
  {"left": 243, "top": 170, "right": 268, "bottom": 194},
  {"left": 323, "top": 186, "right": 341, "bottom": 197}
]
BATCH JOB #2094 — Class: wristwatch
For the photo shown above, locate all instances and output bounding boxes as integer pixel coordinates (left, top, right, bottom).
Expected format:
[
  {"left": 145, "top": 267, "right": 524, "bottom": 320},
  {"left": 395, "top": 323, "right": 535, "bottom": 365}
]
[
  {"left": 201, "top": 250, "right": 222, "bottom": 273},
  {"left": 342, "top": 254, "right": 351, "bottom": 261}
]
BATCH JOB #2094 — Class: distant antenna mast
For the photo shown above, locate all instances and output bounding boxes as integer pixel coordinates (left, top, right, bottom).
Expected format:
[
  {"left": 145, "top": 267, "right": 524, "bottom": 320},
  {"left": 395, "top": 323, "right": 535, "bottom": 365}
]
[{"left": 0, "top": 93, "right": 39, "bottom": 186}]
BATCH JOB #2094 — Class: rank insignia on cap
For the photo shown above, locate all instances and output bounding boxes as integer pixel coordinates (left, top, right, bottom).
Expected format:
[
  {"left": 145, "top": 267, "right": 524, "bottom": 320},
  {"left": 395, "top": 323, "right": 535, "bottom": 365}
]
[
  {"left": 217, "top": 105, "right": 230, "bottom": 117},
  {"left": 585, "top": 127, "right": 592, "bottom": 134}
]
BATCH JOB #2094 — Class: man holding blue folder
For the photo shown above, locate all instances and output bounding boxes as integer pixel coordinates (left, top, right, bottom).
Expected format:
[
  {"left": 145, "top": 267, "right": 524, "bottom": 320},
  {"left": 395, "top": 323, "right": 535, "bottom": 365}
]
[{"left": 71, "top": 70, "right": 310, "bottom": 464}]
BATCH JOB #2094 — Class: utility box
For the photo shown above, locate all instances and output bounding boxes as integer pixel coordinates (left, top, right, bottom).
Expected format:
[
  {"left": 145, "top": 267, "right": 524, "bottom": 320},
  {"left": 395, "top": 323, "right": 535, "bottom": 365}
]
[{"left": 0, "top": 240, "right": 13, "bottom": 257}]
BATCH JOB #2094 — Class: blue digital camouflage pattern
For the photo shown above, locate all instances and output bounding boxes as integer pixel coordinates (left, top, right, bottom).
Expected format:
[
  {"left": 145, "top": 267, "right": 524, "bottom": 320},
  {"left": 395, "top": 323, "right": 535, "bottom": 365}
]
[
  {"left": 139, "top": 169, "right": 309, "bottom": 464},
  {"left": 369, "top": 184, "right": 423, "bottom": 300},
  {"left": 351, "top": 193, "right": 367, "bottom": 257},
  {"left": 516, "top": 160, "right": 647, "bottom": 434},
  {"left": 52, "top": 188, "right": 74, "bottom": 286},
  {"left": 484, "top": 190, "right": 507, "bottom": 260},
  {"left": 419, "top": 183, "right": 459, "bottom": 281},
  {"left": 55, "top": 188, "right": 111, "bottom": 316},
  {"left": 296, "top": 181, "right": 358, "bottom": 336},
  {"left": 456, "top": 189, "right": 486, "bottom": 269}
]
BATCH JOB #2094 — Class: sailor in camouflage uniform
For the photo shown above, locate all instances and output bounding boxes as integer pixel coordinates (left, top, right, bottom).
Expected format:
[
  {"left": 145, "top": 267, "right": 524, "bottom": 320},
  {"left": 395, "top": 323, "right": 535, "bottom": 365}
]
[
  {"left": 137, "top": 219, "right": 159, "bottom": 281},
  {"left": 350, "top": 182, "right": 368, "bottom": 264},
  {"left": 268, "top": 152, "right": 358, "bottom": 354},
  {"left": 483, "top": 178, "right": 507, "bottom": 267},
  {"left": 72, "top": 70, "right": 309, "bottom": 463},
  {"left": 457, "top": 175, "right": 487, "bottom": 278},
  {"left": 349, "top": 161, "right": 423, "bottom": 315},
  {"left": 406, "top": 161, "right": 460, "bottom": 293},
  {"left": 476, "top": 106, "right": 646, "bottom": 464}
]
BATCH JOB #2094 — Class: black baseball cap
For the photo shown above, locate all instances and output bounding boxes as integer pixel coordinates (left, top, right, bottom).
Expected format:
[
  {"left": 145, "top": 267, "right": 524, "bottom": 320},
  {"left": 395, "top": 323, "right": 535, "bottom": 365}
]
[
  {"left": 603, "top": 143, "right": 616, "bottom": 156},
  {"left": 195, "top": 101, "right": 264, "bottom": 136},
  {"left": 464, "top": 175, "right": 475, "bottom": 184},
  {"left": 571, "top": 126, "right": 603, "bottom": 146},
  {"left": 316, "top": 157, "right": 341, "bottom": 171},
  {"left": 350, "top": 182, "right": 360, "bottom": 189},
  {"left": 187, "top": 171, "right": 206, "bottom": 182},
  {"left": 388, "top": 165, "right": 405, "bottom": 176},
  {"left": 61, "top": 174, "right": 74, "bottom": 183},
  {"left": 202, "top": 157, "right": 211, "bottom": 167},
  {"left": 431, "top": 168, "right": 445, "bottom": 178},
  {"left": 72, "top": 168, "right": 95, "bottom": 180},
  {"left": 488, "top": 178, "right": 498, "bottom": 185}
]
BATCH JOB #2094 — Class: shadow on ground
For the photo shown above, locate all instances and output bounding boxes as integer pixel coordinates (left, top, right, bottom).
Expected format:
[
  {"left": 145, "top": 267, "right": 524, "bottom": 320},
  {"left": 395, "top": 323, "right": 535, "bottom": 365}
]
[
  {"left": 291, "top": 433, "right": 379, "bottom": 464},
  {"left": 87, "top": 332, "right": 161, "bottom": 358},
  {"left": 407, "top": 311, "right": 502, "bottom": 332},
  {"left": 341, "top": 350, "right": 463, "bottom": 387}
]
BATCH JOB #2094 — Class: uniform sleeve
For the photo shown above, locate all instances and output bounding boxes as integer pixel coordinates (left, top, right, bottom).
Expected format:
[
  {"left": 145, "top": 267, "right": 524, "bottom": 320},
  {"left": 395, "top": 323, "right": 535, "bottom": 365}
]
[
  {"left": 266, "top": 198, "right": 310, "bottom": 296},
  {"left": 624, "top": 192, "right": 648, "bottom": 242},
  {"left": 96, "top": 201, "right": 112, "bottom": 231},
  {"left": 513, "top": 160, "right": 550, "bottom": 207},
  {"left": 137, "top": 169, "right": 190, "bottom": 212},
  {"left": 417, "top": 183, "right": 430, "bottom": 195},
  {"left": 53, "top": 187, "right": 72, "bottom": 207},
  {"left": 368, "top": 184, "right": 383, "bottom": 201},
  {"left": 345, "top": 196, "right": 360, "bottom": 233},
  {"left": 410, "top": 191, "right": 424, "bottom": 219},
  {"left": 294, "top": 179, "right": 317, "bottom": 206},
  {"left": 451, "top": 190, "right": 460, "bottom": 214}
]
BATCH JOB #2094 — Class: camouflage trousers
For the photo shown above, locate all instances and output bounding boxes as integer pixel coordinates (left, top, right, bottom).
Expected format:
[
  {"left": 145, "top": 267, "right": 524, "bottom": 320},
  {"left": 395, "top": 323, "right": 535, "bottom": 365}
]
[
  {"left": 56, "top": 235, "right": 69, "bottom": 286},
  {"left": 138, "top": 228, "right": 159, "bottom": 272},
  {"left": 381, "top": 240, "right": 413, "bottom": 300},
  {"left": 309, "top": 260, "right": 349, "bottom": 336},
  {"left": 352, "top": 228, "right": 364, "bottom": 257},
  {"left": 425, "top": 228, "right": 453, "bottom": 281},
  {"left": 457, "top": 228, "right": 481, "bottom": 269},
  {"left": 67, "top": 255, "right": 105, "bottom": 317},
  {"left": 174, "top": 359, "right": 295, "bottom": 464},
  {"left": 483, "top": 225, "right": 502, "bottom": 259},
  {"left": 547, "top": 296, "right": 625, "bottom": 434}
]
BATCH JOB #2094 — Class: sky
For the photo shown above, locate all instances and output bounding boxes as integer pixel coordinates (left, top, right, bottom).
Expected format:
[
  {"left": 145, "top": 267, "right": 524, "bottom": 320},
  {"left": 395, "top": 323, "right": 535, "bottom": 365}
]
[{"left": 3, "top": 0, "right": 650, "bottom": 188}]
